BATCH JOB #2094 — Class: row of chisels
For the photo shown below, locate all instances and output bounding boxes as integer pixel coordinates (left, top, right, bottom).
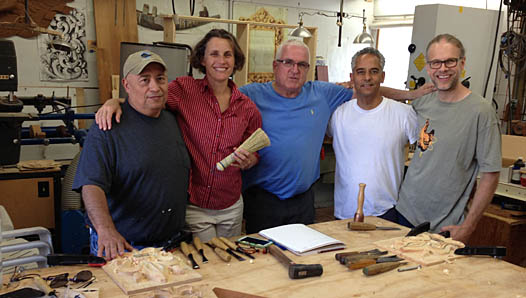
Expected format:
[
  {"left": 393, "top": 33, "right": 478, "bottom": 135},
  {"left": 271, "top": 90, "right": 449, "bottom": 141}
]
[
  {"left": 335, "top": 249, "right": 413, "bottom": 276},
  {"left": 179, "top": 236, "right": 254, "bottom": 268}
]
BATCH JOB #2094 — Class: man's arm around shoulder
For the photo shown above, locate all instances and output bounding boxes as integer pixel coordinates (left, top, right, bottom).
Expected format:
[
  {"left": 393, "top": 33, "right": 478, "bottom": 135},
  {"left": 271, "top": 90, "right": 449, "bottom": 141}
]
[{"left": 82, "top": 185, "right": 133, "bottom": 259}]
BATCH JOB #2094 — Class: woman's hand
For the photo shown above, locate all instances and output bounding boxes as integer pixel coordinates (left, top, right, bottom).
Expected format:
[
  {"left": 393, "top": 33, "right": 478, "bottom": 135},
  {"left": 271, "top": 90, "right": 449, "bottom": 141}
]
[{"left": 95, "top": 98, "right": 124, "bottom": 130}]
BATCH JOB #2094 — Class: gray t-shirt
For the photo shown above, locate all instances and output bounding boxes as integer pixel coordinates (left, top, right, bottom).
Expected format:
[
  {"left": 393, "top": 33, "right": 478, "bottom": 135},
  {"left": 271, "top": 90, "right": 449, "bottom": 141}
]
[{"left": 397, "top": 92, "right": 501, "bottom": 231}]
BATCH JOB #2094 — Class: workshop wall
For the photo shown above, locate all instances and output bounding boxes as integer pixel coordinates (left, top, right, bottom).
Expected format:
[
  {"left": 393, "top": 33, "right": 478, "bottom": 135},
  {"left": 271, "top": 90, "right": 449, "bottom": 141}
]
[{"left": 3, "top": 0, "right": 508, "bottom": 161}]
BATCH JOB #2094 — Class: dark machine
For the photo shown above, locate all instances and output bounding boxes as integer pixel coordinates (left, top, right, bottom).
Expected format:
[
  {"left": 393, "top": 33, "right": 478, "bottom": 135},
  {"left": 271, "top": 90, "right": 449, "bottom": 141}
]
[{"left": 0, "top": 40, "right": 94, "bottom": 166}]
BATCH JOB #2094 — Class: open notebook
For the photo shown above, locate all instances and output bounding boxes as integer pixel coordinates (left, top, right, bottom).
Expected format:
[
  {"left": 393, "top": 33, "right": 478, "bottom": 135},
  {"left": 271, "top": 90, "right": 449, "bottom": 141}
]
[{"left": 259, "top": 224, "right": 346, "bottom": 256}]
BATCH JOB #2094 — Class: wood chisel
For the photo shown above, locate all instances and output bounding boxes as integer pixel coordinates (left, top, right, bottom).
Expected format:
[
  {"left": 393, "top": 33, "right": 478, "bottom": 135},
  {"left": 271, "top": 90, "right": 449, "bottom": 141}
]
[
  {"left": 347, "top": 222, "right": 401, "bottom": 231},
  {"left": 193, "top": 236, "right": 208, "bottom": 263},
  {"left": 347, "top": 256, "right": 404, "bottom": 270},
  {"left": 211, "top": 237, "right": 245, "bottom": 261},
  {"left": 362, "top": 261, "right": 407, "bottom": 276},
  {"left": 180, "top": 241, "right": 200, "bottom": 269},
  {"left": 219, "top": 237, "right": 254, "bottom": 259},
  {"left": 205, "top": 242, "right": 232, "bottom": 262},
  {"left": 335, "top": 249, "right": 385, "bottom": 262}
]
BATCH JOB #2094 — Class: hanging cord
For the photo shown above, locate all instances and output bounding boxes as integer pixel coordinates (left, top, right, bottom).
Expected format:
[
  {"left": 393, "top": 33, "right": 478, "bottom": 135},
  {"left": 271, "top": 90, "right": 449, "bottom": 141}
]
[
  {"left": 172, "top": 0, "right": 176, "bottom": 15},
  {"left": 483, "top": 0, "right": 503, "bottom": 98},
  {"left": 189, "top": 0, "right": 195, "bottom": 16}
]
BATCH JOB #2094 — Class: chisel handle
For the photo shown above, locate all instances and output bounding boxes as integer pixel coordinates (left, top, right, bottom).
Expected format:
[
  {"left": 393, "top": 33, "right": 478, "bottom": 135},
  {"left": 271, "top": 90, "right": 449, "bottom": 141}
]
[
  {"left": 219, "top": 236, "right": 237, "bottom": 250},
  {"left": 211, "top": 237, "right": 230, "bottom": 251},
  {"left": 214, "top": 247, "right": 232, "bottom": 262},
  {"left": 363, "top": 262, "right": 406, "bottom": 276},
  {"left": 348, "top": 222, "right": 376, "bottom": 231},
  {"left": 348, "top": 258, "right": 377, "bottom": 270},
  {"left": 180, "top": 241, "right": 191, "bottom": 257},
  {"left": 193, "top": 236, "right": 204, "bottom": 251},
  {"left": 335, "top": 251, "right": 359, "bottom": 261}
]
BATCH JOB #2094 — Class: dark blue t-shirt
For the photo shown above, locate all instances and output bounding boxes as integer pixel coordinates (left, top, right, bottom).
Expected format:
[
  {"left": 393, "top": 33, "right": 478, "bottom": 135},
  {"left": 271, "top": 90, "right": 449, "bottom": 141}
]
[{"left": 73, "top": 101, "right": 190, "bottom": 243}]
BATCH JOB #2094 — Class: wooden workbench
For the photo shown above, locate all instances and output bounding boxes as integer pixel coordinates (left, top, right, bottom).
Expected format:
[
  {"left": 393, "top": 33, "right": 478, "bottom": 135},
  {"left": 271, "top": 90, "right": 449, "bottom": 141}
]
[{"left": 2, "top": 217, "right": 525, "bottom": 297}]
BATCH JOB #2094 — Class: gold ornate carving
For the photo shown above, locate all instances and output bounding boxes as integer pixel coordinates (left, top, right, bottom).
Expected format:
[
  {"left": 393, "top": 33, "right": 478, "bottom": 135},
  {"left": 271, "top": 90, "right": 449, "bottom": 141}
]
[
  {"left": 248, "top": 72, "right": 274, "bottom": 83},
  {"left": 239, "top": 8, "right": 285, "bottom": 81}
]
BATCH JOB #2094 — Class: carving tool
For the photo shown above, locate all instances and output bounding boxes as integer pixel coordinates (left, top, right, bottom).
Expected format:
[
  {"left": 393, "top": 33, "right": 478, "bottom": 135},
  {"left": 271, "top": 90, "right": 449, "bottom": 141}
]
[
  {"left": 354, "top": 183, "right": 366, "bottom": 222},
  {"left": 268, "top": 244, "right": 323, "bottom": 279},
  {"left": 334, "top": 249, "right": 385, "bottom": 262},
  {"left": 347, "top": 222, "right": 401, "bottom": 231},
  {"left": 193, "top": 236, "right": 208, "bottom": 263},
  {"left": 454, "top": 246, "right": 507, "bottom": 258},
  {"left": 405, "top": 221, "right": 431, "bottom": 237},
  {"left": 180, "top": 241, "right": 200, "bottom": 269},
  {"left": 347, "top": 256, "right": 404, "bottom": 270},
  {"left": 339, "top": 250, "right": 387, "bottom": 265},
  {"left": 205, "top": 242, "right": 231, "bottom": 262},
  {"left": 362, "top": 261, "right": 407, "bottom": 276},
  {"left": 397, "top": 264, "right": 422, "bottom": 272},
  {"left": 235, "top": 246, "right": 255, "bottom": 260},
  {"left": 211, "top": 237, "right": 245, "bottom": 261},
  {"left": 219, "top": 236, "right": 254, "bottom": 259}
]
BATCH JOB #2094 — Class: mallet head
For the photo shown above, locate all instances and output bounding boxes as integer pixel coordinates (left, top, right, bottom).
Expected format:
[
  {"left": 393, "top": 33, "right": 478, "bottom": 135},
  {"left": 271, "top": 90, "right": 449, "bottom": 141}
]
[{"left": 288, "top": 264, "right": 323, "bottom": 279}]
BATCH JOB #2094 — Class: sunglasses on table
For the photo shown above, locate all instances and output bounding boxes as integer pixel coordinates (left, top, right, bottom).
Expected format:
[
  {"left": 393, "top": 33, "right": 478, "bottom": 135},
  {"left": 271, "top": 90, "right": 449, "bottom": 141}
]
[{"left": 45, "top": 270, "right": 95, "bottom": 288}]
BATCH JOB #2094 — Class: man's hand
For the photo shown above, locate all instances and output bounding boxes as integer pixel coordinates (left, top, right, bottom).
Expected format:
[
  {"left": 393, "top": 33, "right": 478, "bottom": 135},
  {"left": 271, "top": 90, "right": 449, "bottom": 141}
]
[
  {"left": 410, "top": 83, "right": 436, "bottom": 99},
  {"left": 97, "top": 227, "right": 134, "bottom": 260},
  {"left": 95, "top": 98, "right": 124, "bottom": 131},
  {"left": 232, "top": 148, "right": 258, "bottom": 170},
  {"left": 335, "top": 81, "right": 352, "bottom": 89},
  {"left": 440, "top": 224, "right": 473, "bottom": 244}
]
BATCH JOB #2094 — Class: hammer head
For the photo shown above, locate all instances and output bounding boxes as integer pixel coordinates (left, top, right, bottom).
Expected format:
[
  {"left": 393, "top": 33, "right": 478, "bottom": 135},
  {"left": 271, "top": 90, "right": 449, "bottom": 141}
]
[{"left": 288, "top": 264, "right": 323, "bottom": 279}]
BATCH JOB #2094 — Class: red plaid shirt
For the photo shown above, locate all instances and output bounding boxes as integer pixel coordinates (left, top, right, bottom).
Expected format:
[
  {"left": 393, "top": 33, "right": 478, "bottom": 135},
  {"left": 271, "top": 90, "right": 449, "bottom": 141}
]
[{"left": 167, "top": 77, "right": 262, "bottom": 209}]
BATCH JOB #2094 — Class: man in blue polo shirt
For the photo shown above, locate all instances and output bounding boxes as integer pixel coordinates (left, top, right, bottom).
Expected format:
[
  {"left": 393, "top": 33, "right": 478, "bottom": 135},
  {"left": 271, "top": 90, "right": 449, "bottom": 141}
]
[
  {"left": 73, "top": 51, "right": 190, "bottom": 259},
  {"left": 241, "top": 40, "right": 430, "bottom": 233}
]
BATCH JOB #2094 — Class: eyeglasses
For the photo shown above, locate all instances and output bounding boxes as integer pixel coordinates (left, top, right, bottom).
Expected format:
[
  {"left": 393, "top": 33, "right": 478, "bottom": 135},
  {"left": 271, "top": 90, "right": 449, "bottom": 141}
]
[
  {"left": 275, "top": 59, "right": 310, "bottom": 70},
  {"left": 45, "top": 270, "right": 95, "bottom": 288},
  {"left": 427, "top": 57, "right": 462, "bottom": 69}
]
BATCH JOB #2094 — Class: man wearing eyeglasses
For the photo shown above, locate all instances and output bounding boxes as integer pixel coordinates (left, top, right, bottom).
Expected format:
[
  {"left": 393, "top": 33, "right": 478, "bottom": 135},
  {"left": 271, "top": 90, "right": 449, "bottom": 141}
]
[
  {"left": 240, "top": 40, "right": 431, "bottom": 234},
  {"left": 394, "top": 34, "right": 501, "bottom": 243}
]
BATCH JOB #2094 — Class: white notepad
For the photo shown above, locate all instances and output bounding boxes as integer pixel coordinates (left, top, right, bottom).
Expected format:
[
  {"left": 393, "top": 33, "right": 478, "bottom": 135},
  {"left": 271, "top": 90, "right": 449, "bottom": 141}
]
[{"left": 259, "top": 224, "right": 346, "bottom": 256}]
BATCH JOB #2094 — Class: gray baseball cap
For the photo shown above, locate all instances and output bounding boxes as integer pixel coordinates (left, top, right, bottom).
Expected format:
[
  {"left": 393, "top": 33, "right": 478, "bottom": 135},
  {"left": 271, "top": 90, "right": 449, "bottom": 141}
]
[{"left": 123, "top": 50, "right": 166, "bottom": 77}]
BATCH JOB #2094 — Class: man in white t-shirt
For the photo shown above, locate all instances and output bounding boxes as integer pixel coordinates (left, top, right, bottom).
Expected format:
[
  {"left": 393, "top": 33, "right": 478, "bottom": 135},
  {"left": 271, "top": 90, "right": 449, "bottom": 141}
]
[{"left": 328, "top": 47, "right": 418, "bottom": 221}]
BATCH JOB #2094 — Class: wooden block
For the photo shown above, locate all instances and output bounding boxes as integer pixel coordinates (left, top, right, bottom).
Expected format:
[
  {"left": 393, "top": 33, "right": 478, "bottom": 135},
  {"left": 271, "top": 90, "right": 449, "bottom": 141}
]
[{"left": 102, "top": 249, "right": 202, "bottom": 295}]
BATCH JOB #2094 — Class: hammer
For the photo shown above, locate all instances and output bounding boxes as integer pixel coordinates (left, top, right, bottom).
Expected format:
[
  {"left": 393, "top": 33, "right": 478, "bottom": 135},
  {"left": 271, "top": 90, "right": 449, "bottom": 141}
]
[{"left": 267, "top": 244, "right": 323, "bottom": 279}]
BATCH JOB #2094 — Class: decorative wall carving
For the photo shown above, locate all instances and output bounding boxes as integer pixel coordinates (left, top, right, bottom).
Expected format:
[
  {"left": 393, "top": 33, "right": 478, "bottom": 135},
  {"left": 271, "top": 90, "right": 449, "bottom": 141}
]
[
  {"left": 39, "top": 9, "right": 88, "bottom": 81},
  {"left": 239, "top": 8, "right": 285, "bottom": 83}
]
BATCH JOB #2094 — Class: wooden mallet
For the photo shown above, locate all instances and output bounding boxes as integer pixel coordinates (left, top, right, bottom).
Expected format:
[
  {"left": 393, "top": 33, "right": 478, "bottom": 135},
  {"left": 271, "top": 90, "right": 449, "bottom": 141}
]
[
  {"left": 354, "top": 183, "right": 366, "bottom": 222},
  {"left": 268, "top": 244, "right": 323, "bottom": 279},
  {"left": 216, "top": 128, "right": 270, "bottom": 171}
]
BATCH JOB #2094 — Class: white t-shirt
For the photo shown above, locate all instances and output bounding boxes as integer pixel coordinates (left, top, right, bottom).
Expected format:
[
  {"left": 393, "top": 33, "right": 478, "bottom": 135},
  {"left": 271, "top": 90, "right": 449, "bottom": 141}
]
[{"left": 328, "top": 98, "right": 418, "bottom": 219}]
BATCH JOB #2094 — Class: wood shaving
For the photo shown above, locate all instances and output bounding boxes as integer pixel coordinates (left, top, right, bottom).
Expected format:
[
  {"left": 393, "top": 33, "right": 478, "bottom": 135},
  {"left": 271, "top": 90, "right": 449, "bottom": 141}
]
[
  {"left": 392, "top": 232, "right": 465, "bottom": 260},
  {"left": 107, "top": 247, "right": 188, "bottom": 283}
]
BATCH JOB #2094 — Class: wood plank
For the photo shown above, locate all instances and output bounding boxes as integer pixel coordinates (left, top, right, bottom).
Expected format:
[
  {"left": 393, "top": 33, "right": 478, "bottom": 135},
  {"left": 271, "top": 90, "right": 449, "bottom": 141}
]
[
  {"left": 304, "top": 28, "right": 317, "bottom": 82},
  {"left": 75, "top": 87, "right": 86, "bottom": 129},
  {"left": 234, "top": 24, "right": 249, "bottom": 87},
  {"left": 93, "top": 0, "right": 138, "bottom": 103}
]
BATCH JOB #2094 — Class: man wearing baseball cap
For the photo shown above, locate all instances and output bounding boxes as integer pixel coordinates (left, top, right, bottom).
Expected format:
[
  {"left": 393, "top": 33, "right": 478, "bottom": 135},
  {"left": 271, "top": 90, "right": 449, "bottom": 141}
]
[{"left": 73, "top": 50, "right": 190, "bottom": 259}]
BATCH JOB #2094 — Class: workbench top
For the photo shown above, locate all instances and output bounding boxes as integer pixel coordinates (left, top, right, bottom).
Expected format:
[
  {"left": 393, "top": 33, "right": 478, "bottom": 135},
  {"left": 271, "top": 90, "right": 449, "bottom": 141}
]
[{"left": 2, "top": 217, "right": 525, "bottom": 297}]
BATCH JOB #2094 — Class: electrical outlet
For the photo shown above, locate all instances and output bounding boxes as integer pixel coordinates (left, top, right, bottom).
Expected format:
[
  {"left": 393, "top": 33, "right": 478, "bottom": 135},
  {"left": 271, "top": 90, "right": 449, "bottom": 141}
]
[{"left": 38, "top": 181, "right": 50, "bottom": 197}]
